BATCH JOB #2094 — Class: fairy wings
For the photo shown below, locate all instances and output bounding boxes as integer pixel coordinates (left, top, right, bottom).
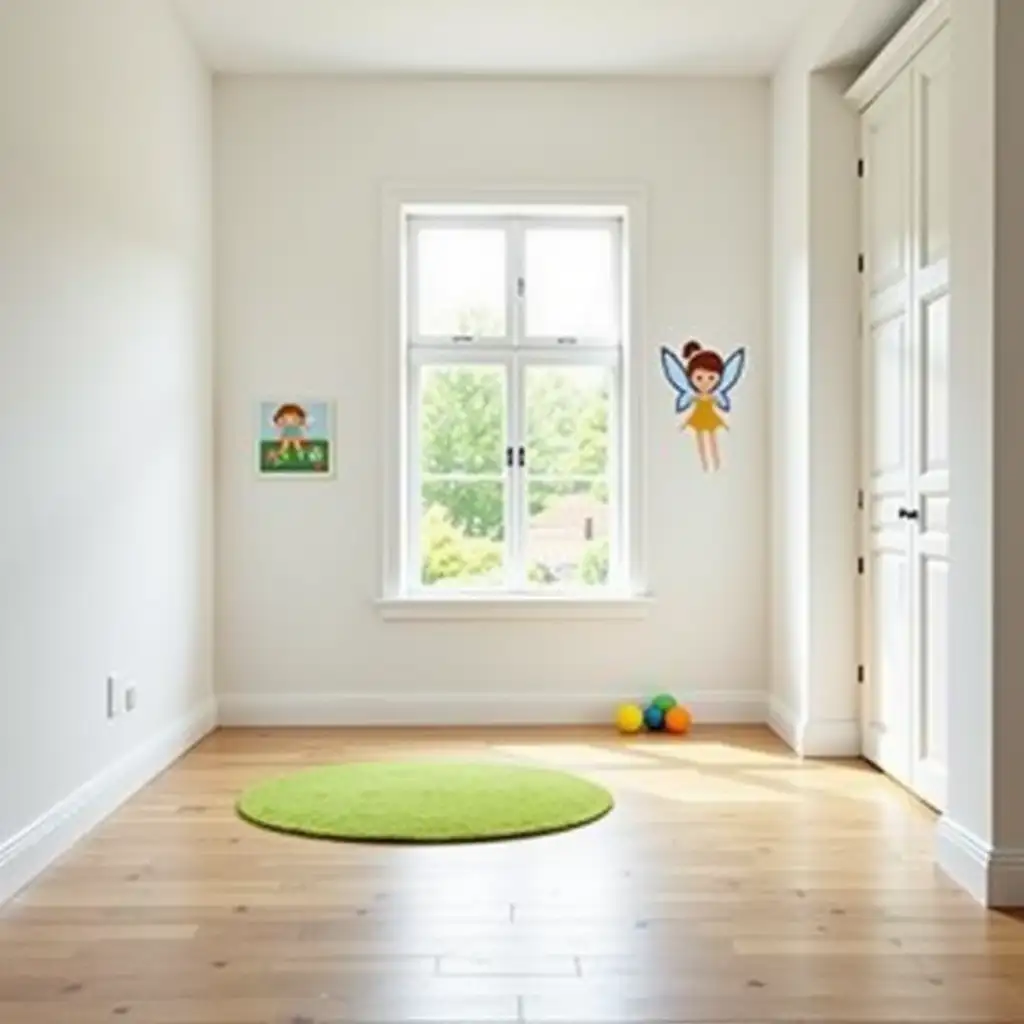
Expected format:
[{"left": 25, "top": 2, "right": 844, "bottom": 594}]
[{"left": 659, "top": 346, "right": 747, "bottom": 414}]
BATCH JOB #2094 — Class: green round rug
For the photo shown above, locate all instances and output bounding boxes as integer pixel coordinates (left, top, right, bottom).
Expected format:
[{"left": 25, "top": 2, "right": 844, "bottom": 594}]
[{"left": 236, "top": 762, "right": 613, "bottom": 843}]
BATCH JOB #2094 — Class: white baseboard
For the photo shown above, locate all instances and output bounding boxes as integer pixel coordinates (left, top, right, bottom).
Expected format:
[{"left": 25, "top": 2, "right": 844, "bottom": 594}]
[
  {"left": 0, "top": 697, "right": 217, "bottom": 907},
  {"left": 767, "top": 697, "right": 799, "bottom": 751},
  {"left": 218, "top": 690, "right": 769, "bottom": 728},
  {"left": 990, "top": 849, "right": 1024, "bottom": 908},
  {"left": 937, "top": 815, "right": 1024, "bottom": 908},
  {"left": 767, "top": 699, "right": 860, "bottom": 758},
  {"left": 799, "top": 717, "right": 861, "bottom": 758}
]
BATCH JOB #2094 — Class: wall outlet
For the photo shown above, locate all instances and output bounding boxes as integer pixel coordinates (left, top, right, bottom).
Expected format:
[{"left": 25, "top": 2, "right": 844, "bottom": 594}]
[
  {"left": 106, "top": 675, "right": 121, "bottom": 719},
  {"left": 124, "top": 684, "right": 138, "bottom": 713}
]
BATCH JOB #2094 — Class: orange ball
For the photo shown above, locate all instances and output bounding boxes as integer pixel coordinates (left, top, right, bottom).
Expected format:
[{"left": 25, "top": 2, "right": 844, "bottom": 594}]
[{"left": 664, "top": 705, "right": 692, "bottom": 735}]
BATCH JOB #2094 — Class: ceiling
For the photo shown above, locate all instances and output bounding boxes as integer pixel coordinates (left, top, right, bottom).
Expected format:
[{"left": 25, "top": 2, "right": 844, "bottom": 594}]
[{"left": 173, "top": 0, "right": 831, "bottom": 77}]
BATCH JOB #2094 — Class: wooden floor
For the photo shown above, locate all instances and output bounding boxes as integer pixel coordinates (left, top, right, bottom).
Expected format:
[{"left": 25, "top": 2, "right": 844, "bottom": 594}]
[{"left": 2, "top": 726, "right": 1024, "bottom": 1023}]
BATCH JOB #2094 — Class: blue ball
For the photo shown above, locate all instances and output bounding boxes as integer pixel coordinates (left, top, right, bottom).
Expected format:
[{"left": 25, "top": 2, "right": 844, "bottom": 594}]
[{"left": 643, "top": 704, "right": 665, "bottom": 731}]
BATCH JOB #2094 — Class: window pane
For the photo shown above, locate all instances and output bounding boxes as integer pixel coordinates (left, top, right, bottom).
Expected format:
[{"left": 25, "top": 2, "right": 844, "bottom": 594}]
[
  {"left": 420, "top": 365, "right": 506, "bottom": 476},
  {"left": 526, "top": 480, "right": 609, "bottom": 588},
  {"left": 416, "top": 228, "right": 506, "bottom": 337},
  {"left": 525, "top": 365, "right": 611, "bottom": 477},
  {"left": 525, "top": 228, "right": 615, "bottom": 339},
  {"left": 418, "top": 363, "right": 507, "bottom": 589},
  {"left": 421, "top": 483, "right": 505, "bottom": 588},
  {"left": 524, "top": 366, "right": 612, "bottom": 588}
]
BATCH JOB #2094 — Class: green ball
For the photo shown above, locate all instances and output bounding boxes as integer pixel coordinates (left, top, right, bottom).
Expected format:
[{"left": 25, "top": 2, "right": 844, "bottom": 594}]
[{"left": 652, "top": 693, "right": 677, "bottom": 712}]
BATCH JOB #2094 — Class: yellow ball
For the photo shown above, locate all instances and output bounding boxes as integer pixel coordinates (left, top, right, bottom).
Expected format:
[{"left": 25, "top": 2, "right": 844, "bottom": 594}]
[{"left": 616, "top": 704, "right": 644, "bottom": 734}]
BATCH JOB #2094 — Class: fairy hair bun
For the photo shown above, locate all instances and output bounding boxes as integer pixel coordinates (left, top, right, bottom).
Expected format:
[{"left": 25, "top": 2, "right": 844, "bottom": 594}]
[{"left": 682, "top": 339, "right": 703, "bottom": 361}]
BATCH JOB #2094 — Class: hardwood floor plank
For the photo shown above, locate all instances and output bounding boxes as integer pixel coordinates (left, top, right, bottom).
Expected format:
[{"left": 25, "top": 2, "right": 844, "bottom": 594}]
[{"left": 2, "top": 726, "right": 1022, "bottom": 1024}]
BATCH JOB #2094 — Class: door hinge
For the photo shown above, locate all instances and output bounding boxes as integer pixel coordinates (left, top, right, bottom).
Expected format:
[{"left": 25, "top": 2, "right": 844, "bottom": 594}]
[
  {"left": 857, "top": 556, "right": 865, "bottom": 575},
  {"left": 857, "top": 488, "right": 864, "bottom": 510},
  {"left": 857, "top": 158, "right": 865, "bottom": 179},
  {"left": 857, "top": 253, "right": 865, "bottom": 274},
  {"left": 516, "top": 276, "right": 525, "bottom": 299},
  {"left": 857, "top": 664, "right": 865, "bottom": 684}
]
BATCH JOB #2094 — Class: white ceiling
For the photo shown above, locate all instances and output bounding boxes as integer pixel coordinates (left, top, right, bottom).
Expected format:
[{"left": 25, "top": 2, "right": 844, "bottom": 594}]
[{"left": 174, "top": 0, "right": 830, "bottom": 76}]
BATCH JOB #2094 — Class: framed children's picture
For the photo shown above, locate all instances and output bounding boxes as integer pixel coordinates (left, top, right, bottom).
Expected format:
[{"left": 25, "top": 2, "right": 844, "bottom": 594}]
[{"left": 256, "top": 399, "right": 334, "bottom": 478}]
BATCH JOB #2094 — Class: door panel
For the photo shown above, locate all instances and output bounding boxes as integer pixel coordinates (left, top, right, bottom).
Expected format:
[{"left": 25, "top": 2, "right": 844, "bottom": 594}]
[
  {"left": 866, "top": 549, "right": 912, "bottom": 781},
  {"left": 908, "top": 28, "right": 951, "bottom": 811},
  {"left": 910, "top": 287, "right": 950, "bottom": 809},
  {"left": 872, "top": 315, "right": 908, "bottom": 479},
  {"left": 861, "top": 72, "right": 913, "bottom": 785},
  {"left": 915, "top": 555, "right": 949, "bottom": 807},
  {"left": 865, "top": 75, "right": 911, "bottom": 296},
  {"left": 863, "top": 315, "right": 913, "bottom": 782},
  {"left": 916, "top": 34, "right": 951, "bottom": 266},
  {"left": 859, "top": 25, "right": 950, "bottom": 811},
  {"left": 920, "top": 292, "right": 950, "bottom": 477}
]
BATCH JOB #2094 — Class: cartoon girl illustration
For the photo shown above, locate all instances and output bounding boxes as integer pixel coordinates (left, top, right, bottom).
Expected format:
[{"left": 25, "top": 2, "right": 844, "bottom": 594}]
[
  {"left": 272, "top": 403, "right": 308, "bottom": 458},
  {"left": 660, "top": 339, "right": 746, "bottom": 473}
]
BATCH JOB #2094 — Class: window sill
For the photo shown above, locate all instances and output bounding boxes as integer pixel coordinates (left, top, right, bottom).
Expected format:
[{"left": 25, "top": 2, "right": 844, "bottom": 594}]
[{"left": 376, "top": 593, "right": 653, "bottom": 621}]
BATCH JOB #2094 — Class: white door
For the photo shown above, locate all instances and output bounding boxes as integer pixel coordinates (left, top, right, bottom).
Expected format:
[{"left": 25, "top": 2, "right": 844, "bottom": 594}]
[
  {"left": 861, "top": 69, "right": 914, "bottom": 788},
  {"left": 908, "top": 30, "right": 950, "bottom": 809},
  {"left": 859, "top": 26, "right": 950, "bottom": 811}
]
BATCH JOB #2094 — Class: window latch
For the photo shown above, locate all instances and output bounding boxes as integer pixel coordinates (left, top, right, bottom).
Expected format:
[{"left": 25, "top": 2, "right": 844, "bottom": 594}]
[
  {"left": 452, "top": 334, "right": 474, "bottom": 343},
  {"left": 506, "top": 446, "right": 514, "bottom": 468},
  {"left": 517, "top": 446, "right": 526, "bottom": 468},
  {"left": 557, "top": 336, "right": 578, "bottom": 345}
]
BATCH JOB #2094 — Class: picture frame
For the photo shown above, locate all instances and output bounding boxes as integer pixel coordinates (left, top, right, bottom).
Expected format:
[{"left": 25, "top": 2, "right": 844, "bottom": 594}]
[{"left": 256, "top": 399, "right": 335, "bottom": 479}]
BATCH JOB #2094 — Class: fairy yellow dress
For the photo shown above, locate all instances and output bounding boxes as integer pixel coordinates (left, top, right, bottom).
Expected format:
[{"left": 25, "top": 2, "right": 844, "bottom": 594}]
[
  {"left": 685, "top": 395, "right": 726, "bottom": 434},
  {"left": 659, "top": 343, "right": 747, "bottom": 472}
]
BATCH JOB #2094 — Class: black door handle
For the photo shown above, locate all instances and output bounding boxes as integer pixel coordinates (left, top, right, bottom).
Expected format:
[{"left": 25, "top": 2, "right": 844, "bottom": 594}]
[{"left": 898, "top": 507, "right": 920, "bottom": 520}]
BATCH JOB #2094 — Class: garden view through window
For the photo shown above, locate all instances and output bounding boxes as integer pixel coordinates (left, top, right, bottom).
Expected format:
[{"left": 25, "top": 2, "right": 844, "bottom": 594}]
[{"left": 406, "top": 212, "right": 624, "bottom": 593}]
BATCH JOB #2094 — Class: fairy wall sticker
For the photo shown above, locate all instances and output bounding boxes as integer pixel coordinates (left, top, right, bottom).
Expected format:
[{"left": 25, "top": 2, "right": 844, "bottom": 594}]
[
  {"left": 257, "top": 400, "right": 334, "bottom": 478},
  {"left": 660, "top": 339, "right": 747, "bottom": 472}
]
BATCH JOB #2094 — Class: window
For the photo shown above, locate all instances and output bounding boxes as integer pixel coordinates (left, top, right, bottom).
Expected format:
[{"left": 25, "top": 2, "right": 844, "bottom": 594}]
[{"left": 400, "top": 210, "right": 631, "bottom": 599}]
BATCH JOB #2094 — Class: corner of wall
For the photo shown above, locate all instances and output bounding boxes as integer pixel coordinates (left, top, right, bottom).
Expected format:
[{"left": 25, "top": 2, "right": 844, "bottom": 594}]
[
  {"left": 769, "top": 25, "right": 865, "bottom": 762},
  {"left": 937, "top": 814, "right": 1024, "bottom": 908},
  {"left": 0, "top": 698, "right": 217, "bottom": 908}
]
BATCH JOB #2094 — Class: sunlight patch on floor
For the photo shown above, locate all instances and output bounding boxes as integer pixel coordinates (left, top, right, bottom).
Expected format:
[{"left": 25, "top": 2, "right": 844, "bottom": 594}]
[
  {"left": 493, "top": 743, "right": 655, "bottom": 767},
  {"left": 587, "top": 767, "right": 797, "bottom": 803},
  {"left": 743, "top": 767, "right": 914, "bottom": 803},
  {"left": 635, "top": 742, "right": 796, "bottom": 768}
]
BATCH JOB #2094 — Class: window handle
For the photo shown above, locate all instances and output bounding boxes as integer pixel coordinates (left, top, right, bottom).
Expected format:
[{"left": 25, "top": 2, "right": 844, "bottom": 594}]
[
  {"left": 897, "top": 507, "right": 920, "bottom": 521},
  {"left": 452, "top": 334, "right": 474, "bottom": 343},
  {"left": 506, "top": 446, "right": 514, "bottom": 468},
  {"left": 557, "top": 336, "right": 578, "bottom": 345},
  {"left": 517, "top": 446, "right": 526, "bottom": 468}
]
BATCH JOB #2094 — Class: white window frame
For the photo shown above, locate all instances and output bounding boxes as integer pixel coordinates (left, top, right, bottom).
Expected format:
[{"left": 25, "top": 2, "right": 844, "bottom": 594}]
[{"left": 378, "top": 187, "right": 649, "bottom": 621}]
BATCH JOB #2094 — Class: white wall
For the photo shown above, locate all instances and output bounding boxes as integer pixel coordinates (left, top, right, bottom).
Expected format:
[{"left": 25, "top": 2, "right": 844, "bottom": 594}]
[
  {"left": 769, "top": 50, "right": 812, "bottom": 744},
  {"left": 937, "top": 0, "right": 1024, "bottom": 907},
  {"left": 769, "top": 39, "right": 860, "bottom": 755},
  {"left": 0, "top": 0, "right": 214, "bottom": 900},
  {"left": 215, "top": 77, "right": 770, "bottom": 724},
  {"left": 805, "top": 68, "right": 860, "bottom": 743}
]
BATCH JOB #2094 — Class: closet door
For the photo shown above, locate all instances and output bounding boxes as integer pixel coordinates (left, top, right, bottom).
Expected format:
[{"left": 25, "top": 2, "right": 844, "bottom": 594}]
[
  {"left": 908, "top": 28, "right": 950, "bottom": 809},
  {"left": 861, "top": 69, "right": 914, "bottom": 788}
]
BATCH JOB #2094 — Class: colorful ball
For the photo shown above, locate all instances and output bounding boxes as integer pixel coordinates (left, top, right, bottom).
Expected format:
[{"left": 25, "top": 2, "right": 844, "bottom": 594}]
[
  {"left": 652, "top": 693, "right": 677, "bottom": 713},
  {"left": 615, "top": 704, "right": 644, "bottom": 734},
  {"left": 665, "top": 705, "right": 692, "bottom": 735},
  {"left": 643, "top": 704, "right": 665, "bottom": 731}
]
